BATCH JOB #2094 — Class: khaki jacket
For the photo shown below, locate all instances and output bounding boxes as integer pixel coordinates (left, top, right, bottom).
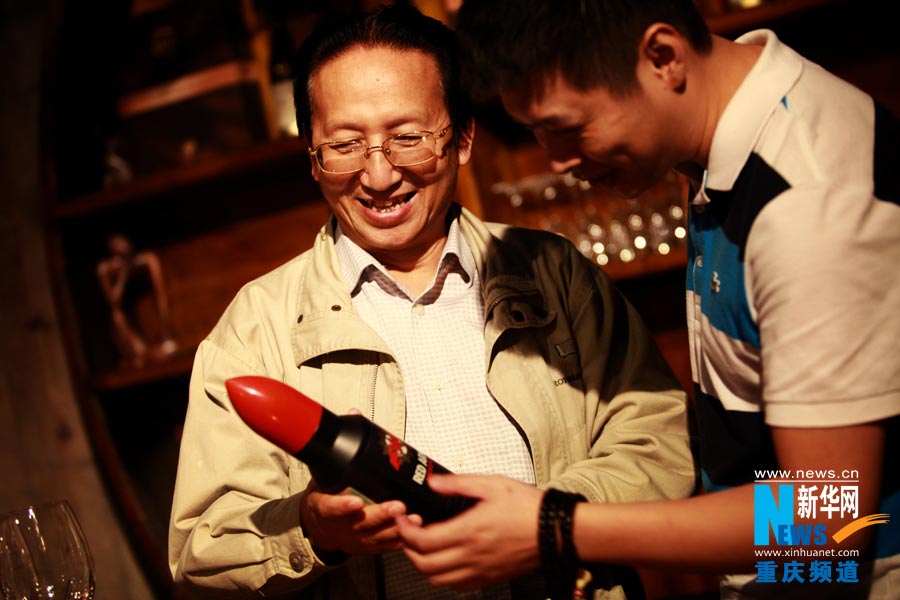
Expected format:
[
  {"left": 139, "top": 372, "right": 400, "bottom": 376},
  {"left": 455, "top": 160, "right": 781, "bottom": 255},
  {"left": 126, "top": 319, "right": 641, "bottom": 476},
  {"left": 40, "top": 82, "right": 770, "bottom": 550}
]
[{"left": 169, "top": 206, "right": 696, "bottom": 599}]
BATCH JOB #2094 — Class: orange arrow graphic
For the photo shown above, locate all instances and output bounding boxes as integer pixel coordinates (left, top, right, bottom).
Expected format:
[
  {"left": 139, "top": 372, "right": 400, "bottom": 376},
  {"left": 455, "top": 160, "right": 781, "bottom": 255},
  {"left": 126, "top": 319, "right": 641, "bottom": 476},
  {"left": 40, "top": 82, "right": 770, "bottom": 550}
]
[{"left": 832, "top": 514, "right": 891, "bottom": 544}]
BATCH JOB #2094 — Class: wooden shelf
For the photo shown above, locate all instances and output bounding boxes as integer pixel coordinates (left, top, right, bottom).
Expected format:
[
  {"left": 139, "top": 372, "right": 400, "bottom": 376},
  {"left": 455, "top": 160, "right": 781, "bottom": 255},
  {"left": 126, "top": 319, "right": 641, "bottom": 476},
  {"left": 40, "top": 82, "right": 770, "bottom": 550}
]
[
  {"left": 117, "top": 60, "right": 263, "bottom": 118},
  {"left": 52, "top": 136, "right": 307, "bottom": 219}
]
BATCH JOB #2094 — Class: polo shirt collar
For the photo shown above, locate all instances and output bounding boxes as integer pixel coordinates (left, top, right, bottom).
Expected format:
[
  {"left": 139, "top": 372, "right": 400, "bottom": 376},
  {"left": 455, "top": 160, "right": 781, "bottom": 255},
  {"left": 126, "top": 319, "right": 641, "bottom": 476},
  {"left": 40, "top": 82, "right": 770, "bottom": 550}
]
[{"left": 698, "top": 29, "right": 804, "bottom": 201}]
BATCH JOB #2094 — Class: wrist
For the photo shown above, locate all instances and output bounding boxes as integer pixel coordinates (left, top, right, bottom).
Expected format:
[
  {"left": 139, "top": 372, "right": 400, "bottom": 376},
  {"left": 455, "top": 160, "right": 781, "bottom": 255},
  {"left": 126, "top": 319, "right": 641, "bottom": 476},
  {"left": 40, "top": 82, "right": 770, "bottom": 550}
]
[
  {"left": 300, "top": 495, "right": 350, "bottom": 564},
  {"left": 299, "top": 488, "right": 331, "bottom": 551},
  {"left": 538, "top": 489, "right": 586, "bottom": 600}
]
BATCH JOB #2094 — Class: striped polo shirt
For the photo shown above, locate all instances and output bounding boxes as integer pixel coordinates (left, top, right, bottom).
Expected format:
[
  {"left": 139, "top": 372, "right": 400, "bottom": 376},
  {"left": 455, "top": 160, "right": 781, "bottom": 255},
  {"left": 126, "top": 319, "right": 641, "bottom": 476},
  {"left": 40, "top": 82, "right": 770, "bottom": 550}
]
[{"left": 686, "top": 29, "right": 900, "bottom": 597}]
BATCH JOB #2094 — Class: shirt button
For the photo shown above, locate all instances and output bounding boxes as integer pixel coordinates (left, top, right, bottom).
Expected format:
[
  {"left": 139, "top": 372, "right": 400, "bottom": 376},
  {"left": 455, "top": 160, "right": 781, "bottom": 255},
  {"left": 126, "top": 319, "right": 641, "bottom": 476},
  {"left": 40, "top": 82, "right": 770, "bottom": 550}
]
[
  {"left": 289, "top": 552, "right": 304, "bottom": 572},
  {"left": 414, "top": 304, "right": 425, "bottom": 316},
  {"left": 696, "top": 255, "right": 704, "bottom": 268}
]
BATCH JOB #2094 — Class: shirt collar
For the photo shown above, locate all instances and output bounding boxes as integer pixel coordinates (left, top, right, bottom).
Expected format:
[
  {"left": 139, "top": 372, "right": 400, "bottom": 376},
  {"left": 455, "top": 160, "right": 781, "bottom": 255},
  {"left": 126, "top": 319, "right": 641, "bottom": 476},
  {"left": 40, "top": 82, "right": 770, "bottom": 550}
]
[
  {"left": 334, "top": 215, "right": 475, "bottom": 298},
  {"left": 695, "top": 29, "right": 804, "bottom": 203}
]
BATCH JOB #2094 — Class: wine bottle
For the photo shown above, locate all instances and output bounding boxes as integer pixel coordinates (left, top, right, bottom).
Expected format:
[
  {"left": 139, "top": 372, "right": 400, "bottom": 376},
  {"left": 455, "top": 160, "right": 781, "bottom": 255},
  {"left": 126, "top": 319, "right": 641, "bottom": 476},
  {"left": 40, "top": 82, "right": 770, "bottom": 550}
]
[{"left": 226, "top": 375, "right": 475, "bottom": 524}]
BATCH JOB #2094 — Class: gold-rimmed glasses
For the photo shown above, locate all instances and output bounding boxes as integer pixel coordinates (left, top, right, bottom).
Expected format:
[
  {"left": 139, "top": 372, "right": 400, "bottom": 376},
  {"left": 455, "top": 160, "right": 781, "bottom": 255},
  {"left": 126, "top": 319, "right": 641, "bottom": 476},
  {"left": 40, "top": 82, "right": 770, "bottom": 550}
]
[{"left": 308, "top": 124, "right": 452, "bottom": 174}]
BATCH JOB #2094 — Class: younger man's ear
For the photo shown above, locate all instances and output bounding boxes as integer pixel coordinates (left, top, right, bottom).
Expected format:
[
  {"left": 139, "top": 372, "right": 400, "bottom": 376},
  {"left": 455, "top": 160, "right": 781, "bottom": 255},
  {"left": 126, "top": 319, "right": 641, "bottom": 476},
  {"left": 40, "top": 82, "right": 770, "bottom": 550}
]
[{"left": 639, "top": 23, "right": 687, "bottom": 92}]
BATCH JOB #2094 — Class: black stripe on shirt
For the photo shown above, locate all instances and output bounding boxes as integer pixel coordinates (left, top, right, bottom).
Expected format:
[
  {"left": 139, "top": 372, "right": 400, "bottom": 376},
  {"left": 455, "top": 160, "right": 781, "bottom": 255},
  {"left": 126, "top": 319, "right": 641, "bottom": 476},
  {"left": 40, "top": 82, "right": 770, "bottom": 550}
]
[{"left": 705, "top": 153, "right": 791, "bottom": 261}]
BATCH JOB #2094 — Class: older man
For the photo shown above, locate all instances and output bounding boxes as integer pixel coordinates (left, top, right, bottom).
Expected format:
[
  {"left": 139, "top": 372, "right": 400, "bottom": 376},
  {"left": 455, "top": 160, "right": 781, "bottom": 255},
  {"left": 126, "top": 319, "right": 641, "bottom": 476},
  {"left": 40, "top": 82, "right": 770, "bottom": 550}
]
[{"left": 168, "top": 5, "right": 694, "bottom": 599}]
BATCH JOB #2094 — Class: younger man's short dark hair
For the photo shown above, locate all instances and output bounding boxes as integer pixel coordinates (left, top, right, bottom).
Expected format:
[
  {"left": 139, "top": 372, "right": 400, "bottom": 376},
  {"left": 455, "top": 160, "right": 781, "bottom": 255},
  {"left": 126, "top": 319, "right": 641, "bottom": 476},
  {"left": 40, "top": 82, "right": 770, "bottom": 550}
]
[{"left": 456, "top": 0, "right": 712, "bottom": 100}]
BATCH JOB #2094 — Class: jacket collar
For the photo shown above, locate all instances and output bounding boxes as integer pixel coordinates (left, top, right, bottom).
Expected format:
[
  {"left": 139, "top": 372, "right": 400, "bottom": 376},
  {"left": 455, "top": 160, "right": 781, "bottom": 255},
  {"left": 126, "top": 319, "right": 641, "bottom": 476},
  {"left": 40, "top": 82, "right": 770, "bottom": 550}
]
[
  {"left": 291, "top": 207, "right": 554, "bottom": 365},
  {"left": 290, "top": 217, "right": 392, "bottom": 364},
  {"left": 457, "top": 207, "right": 555, "bottom": 335}
]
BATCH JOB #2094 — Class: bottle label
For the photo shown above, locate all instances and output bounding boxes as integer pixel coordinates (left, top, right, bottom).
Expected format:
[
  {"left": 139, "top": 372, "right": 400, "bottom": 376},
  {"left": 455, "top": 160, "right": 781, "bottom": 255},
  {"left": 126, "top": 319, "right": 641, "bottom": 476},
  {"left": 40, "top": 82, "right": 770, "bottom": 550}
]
[{"left": 379, "top": 431, "right": 434, "bottom": 485}]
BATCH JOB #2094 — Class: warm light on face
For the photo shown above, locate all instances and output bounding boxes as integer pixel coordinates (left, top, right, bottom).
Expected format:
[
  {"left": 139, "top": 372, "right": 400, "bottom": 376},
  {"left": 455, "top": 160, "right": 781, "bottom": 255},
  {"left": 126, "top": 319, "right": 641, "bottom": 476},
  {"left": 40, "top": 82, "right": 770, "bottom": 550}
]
[{"left": 307, "top": 47, "right": 469, "bottom": 263}]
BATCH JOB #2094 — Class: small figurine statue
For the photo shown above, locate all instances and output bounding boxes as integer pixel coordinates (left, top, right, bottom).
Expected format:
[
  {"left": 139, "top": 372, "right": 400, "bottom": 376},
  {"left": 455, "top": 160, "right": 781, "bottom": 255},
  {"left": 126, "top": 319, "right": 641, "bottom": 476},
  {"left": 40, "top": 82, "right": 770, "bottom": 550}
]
[{"left": 96, "top": 234, "right": 177, "bottom": 368}]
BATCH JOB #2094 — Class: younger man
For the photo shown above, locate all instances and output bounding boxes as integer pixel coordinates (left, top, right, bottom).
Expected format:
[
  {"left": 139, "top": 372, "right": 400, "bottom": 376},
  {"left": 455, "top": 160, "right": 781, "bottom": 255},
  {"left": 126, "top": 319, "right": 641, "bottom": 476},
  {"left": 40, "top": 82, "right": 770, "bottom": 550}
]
[{"left": 398, "top": 1, "right": 900, "bottom": 598}]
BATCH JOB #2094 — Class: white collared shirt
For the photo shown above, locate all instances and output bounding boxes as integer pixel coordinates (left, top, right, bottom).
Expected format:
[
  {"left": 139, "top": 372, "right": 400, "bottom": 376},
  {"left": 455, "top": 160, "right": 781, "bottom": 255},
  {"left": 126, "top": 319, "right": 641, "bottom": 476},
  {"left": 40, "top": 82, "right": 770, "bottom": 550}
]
[{"left": 334, "top": 218, "right": 535, "bottom": 599}]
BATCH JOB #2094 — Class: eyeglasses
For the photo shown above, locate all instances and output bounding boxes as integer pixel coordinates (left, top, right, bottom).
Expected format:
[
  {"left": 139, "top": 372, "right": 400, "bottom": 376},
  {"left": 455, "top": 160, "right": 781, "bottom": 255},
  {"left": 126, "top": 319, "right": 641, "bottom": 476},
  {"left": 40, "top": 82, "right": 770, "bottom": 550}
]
[{"left": 308, "top": 124, "right": 453, "bottom": 174}]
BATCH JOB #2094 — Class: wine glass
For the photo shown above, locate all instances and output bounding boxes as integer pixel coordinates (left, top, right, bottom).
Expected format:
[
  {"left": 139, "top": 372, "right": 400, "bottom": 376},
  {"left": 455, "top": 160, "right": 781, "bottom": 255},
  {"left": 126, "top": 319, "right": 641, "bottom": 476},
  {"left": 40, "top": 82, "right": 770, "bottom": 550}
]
[{"left": 0, "top": 500, "right": 95, "bottom": 599}]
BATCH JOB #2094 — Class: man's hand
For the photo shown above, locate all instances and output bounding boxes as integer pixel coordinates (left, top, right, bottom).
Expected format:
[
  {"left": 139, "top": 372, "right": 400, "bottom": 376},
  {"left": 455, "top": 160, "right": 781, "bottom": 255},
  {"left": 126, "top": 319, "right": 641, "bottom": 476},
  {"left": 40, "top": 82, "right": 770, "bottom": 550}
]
[
  {"left": 298, "top": 406, "right": 425, "bottom": 556},
  {"left": 396, "top": 474, "right": 543, "bottom": 591},
  {"left": 300, "top": 482, "right": 423, "bottom": 555}
]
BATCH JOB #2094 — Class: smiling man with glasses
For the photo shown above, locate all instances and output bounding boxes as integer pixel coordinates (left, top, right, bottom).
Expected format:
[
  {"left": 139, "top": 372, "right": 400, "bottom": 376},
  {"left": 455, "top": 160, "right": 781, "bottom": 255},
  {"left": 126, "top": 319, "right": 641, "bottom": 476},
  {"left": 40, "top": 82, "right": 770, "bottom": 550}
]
[{"left": 168, "top": 5, "right": 697, "bottom": 600}]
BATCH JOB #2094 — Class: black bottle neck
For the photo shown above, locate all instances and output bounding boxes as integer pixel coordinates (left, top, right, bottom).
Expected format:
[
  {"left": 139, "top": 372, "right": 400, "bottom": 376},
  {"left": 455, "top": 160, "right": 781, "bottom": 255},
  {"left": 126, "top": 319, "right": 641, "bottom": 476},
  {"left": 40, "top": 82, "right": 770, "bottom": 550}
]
[{"left": 296, "top": 410, "right": 370, "bottom": 488}]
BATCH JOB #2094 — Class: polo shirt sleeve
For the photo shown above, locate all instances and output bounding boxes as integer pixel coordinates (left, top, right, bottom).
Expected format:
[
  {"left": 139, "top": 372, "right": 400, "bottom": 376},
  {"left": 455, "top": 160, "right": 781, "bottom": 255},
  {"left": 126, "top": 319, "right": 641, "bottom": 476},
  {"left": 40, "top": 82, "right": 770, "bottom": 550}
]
[{"left": 746, "top": 182, "right": 900, "bottom": 427}]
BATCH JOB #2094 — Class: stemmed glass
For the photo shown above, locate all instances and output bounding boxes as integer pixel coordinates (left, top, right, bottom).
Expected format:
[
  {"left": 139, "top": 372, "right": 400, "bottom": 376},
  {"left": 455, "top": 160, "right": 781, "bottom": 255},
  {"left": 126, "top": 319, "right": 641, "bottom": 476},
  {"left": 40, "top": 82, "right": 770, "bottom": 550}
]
[{"left": 0, "top": 500, "right": 95, "bottom": 599}]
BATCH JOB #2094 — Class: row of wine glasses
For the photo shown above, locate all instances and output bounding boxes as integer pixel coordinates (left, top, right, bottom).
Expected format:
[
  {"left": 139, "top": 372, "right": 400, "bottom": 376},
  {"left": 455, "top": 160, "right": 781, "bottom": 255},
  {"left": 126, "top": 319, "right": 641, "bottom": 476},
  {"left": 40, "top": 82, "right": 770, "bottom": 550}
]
[
  {"left": 0, "top": 500, "right": 94, "bottom": 599},
  {"left": 491, "top": 171, "right": 688, "bottom": 267}
]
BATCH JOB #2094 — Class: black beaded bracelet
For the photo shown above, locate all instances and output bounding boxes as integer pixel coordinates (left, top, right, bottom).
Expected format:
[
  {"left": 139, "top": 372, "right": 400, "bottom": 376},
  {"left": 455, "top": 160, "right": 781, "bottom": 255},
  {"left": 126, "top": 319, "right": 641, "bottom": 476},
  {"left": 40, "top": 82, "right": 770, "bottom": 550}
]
[
  {"left": 538, "top": 491, "right": 560, "bottom": 586},
  {"left": 538, "top": 488, "right": 586, "bottom": 600}
]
